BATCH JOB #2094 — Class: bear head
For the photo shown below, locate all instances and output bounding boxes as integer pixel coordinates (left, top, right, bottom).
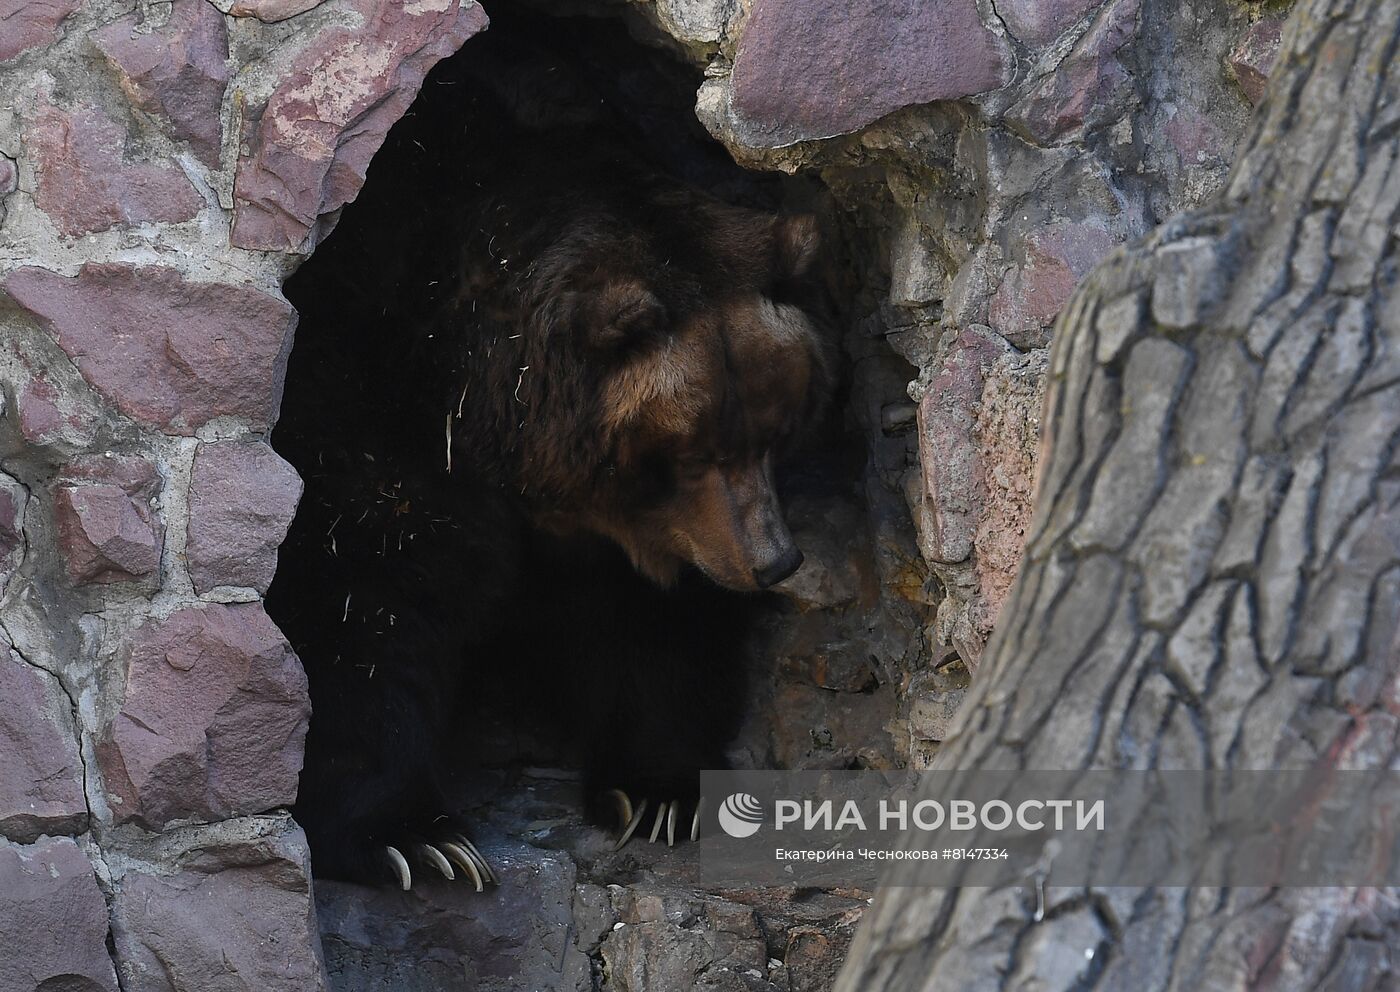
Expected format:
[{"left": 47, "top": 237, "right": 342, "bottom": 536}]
[{"left": 500, "top": 185, "right": 833, "bottom": 592}]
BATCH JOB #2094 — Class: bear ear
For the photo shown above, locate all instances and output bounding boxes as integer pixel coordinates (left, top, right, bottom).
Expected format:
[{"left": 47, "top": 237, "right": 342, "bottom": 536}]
[
  {"left": 588, "top": 279, "right": 667, "bottom": 350},
  {"left": 774, "top": 214, "right": 820, "bottom": 281}
]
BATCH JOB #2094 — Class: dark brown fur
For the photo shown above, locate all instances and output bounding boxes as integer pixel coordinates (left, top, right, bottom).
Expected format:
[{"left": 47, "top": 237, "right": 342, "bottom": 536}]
[{"left": 445, "top": 177, "right": 831, "bottom": 589}]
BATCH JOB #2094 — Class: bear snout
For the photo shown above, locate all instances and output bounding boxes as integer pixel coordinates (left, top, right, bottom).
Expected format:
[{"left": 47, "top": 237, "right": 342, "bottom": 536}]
[{"left": 753, "top": 545, "right": 804, "bottom": 589}]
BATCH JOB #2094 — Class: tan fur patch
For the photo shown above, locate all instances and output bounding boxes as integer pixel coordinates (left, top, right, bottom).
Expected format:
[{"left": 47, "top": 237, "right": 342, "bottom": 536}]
[
  {"left": 723, "top": 295, "right": 818, "bottom": 436},
  {"left": 755, "top": 297, "right": 815, "bottom": 345},
  {"left": 601, "top": 330, "right": 718, "bottom": 438}
]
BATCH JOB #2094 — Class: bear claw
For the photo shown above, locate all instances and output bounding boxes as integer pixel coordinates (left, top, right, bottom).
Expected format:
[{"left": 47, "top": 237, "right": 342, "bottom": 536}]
[
  {"left": 382, "top": 834, "right": 496, "bottom": 891},
  {"left": 609, "top": 792, "right": 704, "bottom": 849},
  {"left": 415, "top": 842, "right": 456, "bottom": 880},
  {"left": 615, "top": 797, "right": 650, "bottom": 850},
  {"left": 457, "top": 834, "right": 498, "bottom": 884},
  {"left": 605, "top": 788, "right": 634, "bottom": 827},
  {"left": 648, "top": 801, "right": 669, "bottom": 844},
  {"left": 384, "top": 844, "right": 413, "bottom": 891},
  {"left": 441, "top": 841, "right": 485, "bottom": 891},
  {"left": 446, "top": 833, "right": 496, "bottom": 888}
]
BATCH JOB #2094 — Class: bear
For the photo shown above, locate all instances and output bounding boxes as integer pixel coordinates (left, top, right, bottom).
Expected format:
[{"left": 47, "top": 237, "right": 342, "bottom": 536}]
[{"left": 265, "top": 16, "right": 833, "bottom": 888}]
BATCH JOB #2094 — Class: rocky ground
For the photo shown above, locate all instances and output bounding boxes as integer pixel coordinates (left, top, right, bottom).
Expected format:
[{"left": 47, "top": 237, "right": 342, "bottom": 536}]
[{"left": 317, "top": 772, "right": 868, "bottom": 992}]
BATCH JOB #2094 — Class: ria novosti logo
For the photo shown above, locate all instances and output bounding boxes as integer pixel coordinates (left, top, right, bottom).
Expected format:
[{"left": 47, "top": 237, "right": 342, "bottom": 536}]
[
  {"left": 715, "top": 790, "right": 1107, "bottom": 839},
  {"left": 718, "top": 793, "right": 765, "bottom": 838}
]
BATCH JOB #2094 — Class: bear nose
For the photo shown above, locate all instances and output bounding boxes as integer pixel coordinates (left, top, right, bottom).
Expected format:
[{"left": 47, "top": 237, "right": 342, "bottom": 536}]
[{"left": 753, "top": 547, "right": 804, "bottom": 589}]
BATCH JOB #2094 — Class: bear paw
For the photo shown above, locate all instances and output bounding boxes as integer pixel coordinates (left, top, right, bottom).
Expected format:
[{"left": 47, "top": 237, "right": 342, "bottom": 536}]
[
  {"left": 604, "top": 789, "right": 705, "bottom": 849},
  {"left": 381, "top": 831, "right": 497, "bottom": 892}
]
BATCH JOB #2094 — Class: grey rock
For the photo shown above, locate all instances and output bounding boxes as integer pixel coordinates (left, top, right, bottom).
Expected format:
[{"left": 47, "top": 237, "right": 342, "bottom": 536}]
[
  {"left": 25, "top": 100, "right": 202, "bottom": 237},
  {"left": 727, "top": 0, "right": 1010, "bottom": 147},
  {"left": 0, "top": 473, "right": 25, "bottom": 596},
  {"left": 186, "top": 441, "right": 303, "bottom": 594},
  {"left": 91, "top": 0, "right": 231, "bottom": 167},
  {"left": 0, "top": 638, "right": 87, "bottom": 842},
  {"left": 110, "top": 818, "right": 327, "bottom": 992},
  {"left": 0, "top": 836, "right": 119, "bottom": 992},
  {"left": 4, "top": 264, "right": 298, "bottom": 435},
  {"left": 908, "top": 666, "right": 971, "bottom": 745},
  {"left": 52, "top": 483, "right": 162, "bottom": 584},
  {"left": 317, "top": 835, "right": 591, "bottom": 992},
  {"left": 96, "top": 604, "right": 309, "bottom": 829}
]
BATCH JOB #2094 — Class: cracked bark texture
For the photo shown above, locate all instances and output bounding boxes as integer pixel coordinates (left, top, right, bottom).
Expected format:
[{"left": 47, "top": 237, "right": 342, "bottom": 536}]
[{"left": 835, "top": 0, "right": 1400, "bottom": 989}]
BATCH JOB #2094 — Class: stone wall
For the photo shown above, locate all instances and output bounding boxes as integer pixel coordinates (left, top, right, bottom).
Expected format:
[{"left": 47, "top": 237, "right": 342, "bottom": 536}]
[
  {"left": 0, "top": 0, "right": 484, "bottom": 988},
  {"left": 0, "top": 0, "right": 1282, "bottom": 988}
]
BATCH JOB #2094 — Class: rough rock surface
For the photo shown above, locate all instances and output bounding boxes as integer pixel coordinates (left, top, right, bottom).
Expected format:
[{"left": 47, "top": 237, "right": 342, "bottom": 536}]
[
  {"left": 231, "top": 0, "right": 489, "bottom": 252},
  {"left": 186, "top": 442, "right": 303, "bottom": 594},
  {"left": 4, "top": 264, "right": 297, "bottom": 434},
  {"left": 92, "top": 0, "right": 231, "bottom": 167},
  {"left": 0, "top": 836, "right": 119, "bottom": 992},
  {"left": 1228, "top": 16, "right": 1286, "bottom": 106},
  {"left": 913, "top": 328, "right": 1010, "bottom": 569},
  {"left": 317, "top": 836, "right": 591, "bottom": 991},
  {"left": 997, "top": 0, "right": 1105, "bottom": 48},
  {"left": 110, "top": 817, "right": 327, "bottom": 992},
  {"left": 728, "top": 0, "right": 1010, "bottom": 147},
  {"left": 53, "top": 483, "right": 162, "bottom": 584},
  {"left": 0, "top": 0, "right": 80, "bottom": 61},
  {"left": 988, "top": 222, "right": 1117, "bottom": 348},
  {"left": 967, "top": 347, "right": 1048, "bottom": 639},
  {"left": 26, "top": 100, "right": 203, "bottom": 237},
  {"left": 0, "top": 473, "right": 25, "bottom": 594},
  {"left": 97, "top": 604, "right": 309, "bottom": 829},
  {"left": 50, "top": 454, "right": 164, "bottom": 585},
  {"left": 907, "top": 333, "right": 1049, "bottom": 665},
  {"left": 221, "top": 0, "right": 327, "bottom": 20},
  {"left": 0, "top": 637, "right": 87, "bottom": 842},
  {"left": 1008, "top": 0, "right": 1141, "bottom": 145},
  {"left": 1, "top": 344, "right": 104, "bottom": 454}
]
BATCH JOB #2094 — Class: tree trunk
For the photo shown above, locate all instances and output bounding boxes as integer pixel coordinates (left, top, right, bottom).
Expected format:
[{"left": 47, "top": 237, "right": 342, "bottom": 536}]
[{"left": 836, "top": 0, "right": 1400, "bottom": 988}]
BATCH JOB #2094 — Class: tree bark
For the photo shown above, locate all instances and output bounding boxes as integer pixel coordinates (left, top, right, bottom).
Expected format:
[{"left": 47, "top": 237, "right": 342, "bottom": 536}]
[{"left": 836, "top": 0, "right": 1400, "bottom": 988}]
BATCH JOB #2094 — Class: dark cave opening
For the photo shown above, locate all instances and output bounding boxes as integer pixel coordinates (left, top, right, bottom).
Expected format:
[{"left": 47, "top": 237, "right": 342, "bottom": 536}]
[{"left": 265, "top": 2, "right": 884, "bottom": 895}]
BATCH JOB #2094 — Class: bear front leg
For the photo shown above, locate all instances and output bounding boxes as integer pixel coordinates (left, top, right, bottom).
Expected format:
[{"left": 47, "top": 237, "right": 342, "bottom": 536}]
[
  {"left": 292, "top": 617, "right": 497, "bottom": 891},
  {"left": 569, "top": 575, "right": 757, "bottom": 847},
  {"left": 273, "top": 478, "right": 526, "bottom": 890}
]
